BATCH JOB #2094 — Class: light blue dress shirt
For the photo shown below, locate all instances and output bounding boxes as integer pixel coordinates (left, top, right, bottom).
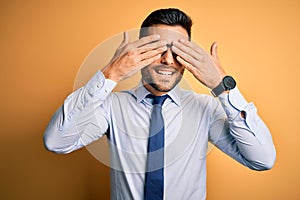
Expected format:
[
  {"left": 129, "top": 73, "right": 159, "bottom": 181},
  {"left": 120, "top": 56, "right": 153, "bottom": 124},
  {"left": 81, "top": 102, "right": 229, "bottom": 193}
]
[{"left": 44, "top": 71, "right": 276, "bottom": 200}]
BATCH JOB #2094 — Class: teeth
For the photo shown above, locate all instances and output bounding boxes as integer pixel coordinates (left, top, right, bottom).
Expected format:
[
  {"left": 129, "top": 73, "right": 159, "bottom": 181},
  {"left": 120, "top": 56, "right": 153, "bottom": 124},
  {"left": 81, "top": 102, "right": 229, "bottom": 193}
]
[{"left": 157, "top": 70, "right": 173, "bottom": 75}]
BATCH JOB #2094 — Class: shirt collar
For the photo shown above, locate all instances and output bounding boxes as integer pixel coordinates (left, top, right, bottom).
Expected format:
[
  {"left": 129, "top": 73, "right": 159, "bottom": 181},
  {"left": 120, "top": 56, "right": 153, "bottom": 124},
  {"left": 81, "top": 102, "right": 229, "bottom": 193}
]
[{"left": 129, "top": 81, "right": 181, "bottom": 106}]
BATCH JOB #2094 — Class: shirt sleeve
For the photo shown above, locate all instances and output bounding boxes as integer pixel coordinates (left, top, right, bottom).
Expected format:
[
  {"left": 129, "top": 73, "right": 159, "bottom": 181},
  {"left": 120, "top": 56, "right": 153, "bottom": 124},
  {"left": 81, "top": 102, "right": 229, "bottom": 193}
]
[
  {"left": 43, "top": 70, "right": 117, "bottom": 154},
  {"left": 209, "top": 87, "right": 276, "bottom": 170}
]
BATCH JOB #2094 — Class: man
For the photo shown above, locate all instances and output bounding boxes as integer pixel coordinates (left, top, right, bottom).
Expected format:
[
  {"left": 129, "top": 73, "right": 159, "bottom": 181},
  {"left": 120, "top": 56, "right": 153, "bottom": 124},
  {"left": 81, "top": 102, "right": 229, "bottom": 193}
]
[{"left": 44, "top": 8, "right": 276, "bottom": 200}]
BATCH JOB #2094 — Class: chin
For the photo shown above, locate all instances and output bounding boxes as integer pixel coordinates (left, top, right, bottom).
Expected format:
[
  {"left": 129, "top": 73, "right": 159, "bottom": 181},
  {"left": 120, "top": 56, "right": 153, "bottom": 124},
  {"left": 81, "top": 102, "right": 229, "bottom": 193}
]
[
  {"left": 141, "top": 67, "right": 184, "bottom": 93},
  {"left": 150, "top": 80, "right": 177, "bottom": 92}
]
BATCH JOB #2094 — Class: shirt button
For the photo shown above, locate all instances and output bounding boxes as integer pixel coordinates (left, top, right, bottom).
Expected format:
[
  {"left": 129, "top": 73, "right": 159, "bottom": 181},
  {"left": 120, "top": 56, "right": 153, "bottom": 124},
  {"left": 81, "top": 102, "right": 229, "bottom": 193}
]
[
  {"left": 105, "top": 88, "right": 109, "bottom": 93},
  {"left": 97, "top": 83, "right": 103, "bottom": 88}
]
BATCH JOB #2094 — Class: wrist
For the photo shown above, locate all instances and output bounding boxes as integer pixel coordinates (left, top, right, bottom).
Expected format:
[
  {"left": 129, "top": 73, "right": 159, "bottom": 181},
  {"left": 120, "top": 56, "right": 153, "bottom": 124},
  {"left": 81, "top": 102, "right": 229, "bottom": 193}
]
[
  {"left": 102, "top": 67, "right": 121, "bottom": 82},
  {"left": 211, "top": 76, "right": 236, "bottom": 97},
  {"left": 209, "top": 76, "right": 225, "bottom": 89}
]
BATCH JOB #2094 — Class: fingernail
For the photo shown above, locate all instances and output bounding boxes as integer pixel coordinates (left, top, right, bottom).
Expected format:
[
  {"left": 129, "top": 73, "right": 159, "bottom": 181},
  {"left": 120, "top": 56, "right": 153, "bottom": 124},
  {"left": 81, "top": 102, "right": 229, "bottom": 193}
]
[{"left": 179, "top": 39, "right": 185, "bottom": 43}]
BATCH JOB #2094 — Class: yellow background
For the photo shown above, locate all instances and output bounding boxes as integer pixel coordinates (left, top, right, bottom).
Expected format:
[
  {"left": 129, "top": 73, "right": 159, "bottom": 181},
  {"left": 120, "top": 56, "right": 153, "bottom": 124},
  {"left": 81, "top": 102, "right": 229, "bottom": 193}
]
[{"left": 0, "top": 0, "right": 299, "bottom": 199}]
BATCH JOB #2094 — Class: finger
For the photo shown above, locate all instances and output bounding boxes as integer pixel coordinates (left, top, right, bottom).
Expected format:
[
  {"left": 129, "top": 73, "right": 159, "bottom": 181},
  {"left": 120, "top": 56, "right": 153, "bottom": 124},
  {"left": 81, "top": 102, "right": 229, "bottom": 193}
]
[
  {"left": 137, "top": 54, "right": 162, "bottom": 69},
  {"left": 176, "top": 56, "right": 194, "bottom": 71},
  {"left": 210, "top": 41, "right": 219, "bottom": 60},
  {"left": 171, "top": 44, "right": 201, "bottom": 66},
  {"left": 176, "top": 39, "right": 205, "bottom": 54},
  {"left": 177, "top": 56, "right": 207, "bottom": 86},
  {"left": 172, "top": 41, "right": 199, "bottom": 60},
  {"left": 135, "top": 40, "right": 167, "bottom": 54},
  {"left": 139, "top": 45, "right": 167, "bottom": 60},
  {"left": 130, "top": 34, "right": 160, "bottom": 48}
]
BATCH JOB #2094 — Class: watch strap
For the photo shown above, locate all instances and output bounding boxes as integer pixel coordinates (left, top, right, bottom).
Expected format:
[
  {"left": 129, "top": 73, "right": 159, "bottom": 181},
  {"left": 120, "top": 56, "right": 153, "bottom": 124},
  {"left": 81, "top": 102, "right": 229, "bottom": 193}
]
[{"left": 211, "top": 82, "right": 226, "bottom": 97}]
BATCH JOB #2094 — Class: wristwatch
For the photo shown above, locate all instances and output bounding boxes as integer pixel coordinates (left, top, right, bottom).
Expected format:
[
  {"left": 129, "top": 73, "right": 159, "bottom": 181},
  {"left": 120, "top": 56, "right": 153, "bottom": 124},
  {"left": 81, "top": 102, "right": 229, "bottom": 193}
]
[{"left": 211, "top": 76, "right": 236, "bottom": 97}]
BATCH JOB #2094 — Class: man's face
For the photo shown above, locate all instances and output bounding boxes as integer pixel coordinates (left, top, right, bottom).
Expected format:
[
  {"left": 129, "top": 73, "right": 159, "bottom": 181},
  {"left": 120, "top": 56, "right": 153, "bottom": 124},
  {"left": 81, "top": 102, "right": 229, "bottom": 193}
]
[{"left": 141, "top": 24, "right": 189, "bottom": 95}]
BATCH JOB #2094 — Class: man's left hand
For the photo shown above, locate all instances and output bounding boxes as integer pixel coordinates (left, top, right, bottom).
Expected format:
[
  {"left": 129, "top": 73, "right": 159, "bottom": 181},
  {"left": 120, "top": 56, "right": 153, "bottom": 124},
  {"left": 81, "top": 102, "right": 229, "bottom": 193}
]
[{"left": 171, "top": 39, "right": 226, "bottom": 89}]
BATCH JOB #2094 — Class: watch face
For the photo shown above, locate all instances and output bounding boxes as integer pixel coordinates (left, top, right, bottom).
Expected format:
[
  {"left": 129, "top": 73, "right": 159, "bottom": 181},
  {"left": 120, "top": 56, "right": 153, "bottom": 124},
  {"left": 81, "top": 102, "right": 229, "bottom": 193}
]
[{"left": 223, "top": 76, "right": 236, "bottom": 90}]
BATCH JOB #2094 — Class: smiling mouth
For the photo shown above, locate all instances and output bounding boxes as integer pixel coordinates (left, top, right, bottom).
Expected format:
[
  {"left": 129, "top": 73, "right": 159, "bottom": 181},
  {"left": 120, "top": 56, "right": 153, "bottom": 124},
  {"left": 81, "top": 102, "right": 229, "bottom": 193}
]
[
  {"left": 157, "top": 70, "right": 174, "bottom": 76},
  {"left": 154, "top": 66, "right": 176, "bottom": 76}
]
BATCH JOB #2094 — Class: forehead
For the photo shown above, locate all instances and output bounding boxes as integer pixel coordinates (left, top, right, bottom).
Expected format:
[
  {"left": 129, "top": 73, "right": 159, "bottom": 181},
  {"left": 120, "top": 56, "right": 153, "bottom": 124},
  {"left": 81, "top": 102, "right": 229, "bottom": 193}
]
[{"left": 144, "top": 24, "right": 189, "bottom": 43}]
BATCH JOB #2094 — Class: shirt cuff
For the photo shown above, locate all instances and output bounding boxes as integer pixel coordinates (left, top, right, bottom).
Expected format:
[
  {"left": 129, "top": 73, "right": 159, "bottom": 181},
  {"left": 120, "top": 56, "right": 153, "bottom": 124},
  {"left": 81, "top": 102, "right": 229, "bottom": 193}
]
[
  {"left": 85, "top": 70, "right": 117, "bottom": 100},
  {"left": 218, "top": 87, "right": 267, "bottom": 144},
  {"left": 218, "top": 87, "right": 248, "bottom": 120}
]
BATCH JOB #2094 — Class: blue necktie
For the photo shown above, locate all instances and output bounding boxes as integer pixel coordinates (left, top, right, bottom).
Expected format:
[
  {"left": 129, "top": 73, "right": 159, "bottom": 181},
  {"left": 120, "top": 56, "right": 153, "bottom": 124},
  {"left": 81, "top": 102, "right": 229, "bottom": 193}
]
[{"left": 144, "top": 94, "right": 168, "bottom": 200}]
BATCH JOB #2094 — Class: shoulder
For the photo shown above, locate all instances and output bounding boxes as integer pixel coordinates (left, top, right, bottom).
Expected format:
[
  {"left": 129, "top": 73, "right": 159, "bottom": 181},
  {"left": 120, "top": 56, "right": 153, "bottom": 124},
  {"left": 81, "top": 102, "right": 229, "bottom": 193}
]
[{"left": 108, "top": 89, "right": 145, "bottom": 109}]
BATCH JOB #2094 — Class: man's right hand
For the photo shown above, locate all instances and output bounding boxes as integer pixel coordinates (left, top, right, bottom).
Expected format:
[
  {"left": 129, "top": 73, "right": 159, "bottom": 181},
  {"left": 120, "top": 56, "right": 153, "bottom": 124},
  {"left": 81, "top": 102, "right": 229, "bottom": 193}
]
[{"left": 102, "top": 32, "right": 167, "bottom": 82}]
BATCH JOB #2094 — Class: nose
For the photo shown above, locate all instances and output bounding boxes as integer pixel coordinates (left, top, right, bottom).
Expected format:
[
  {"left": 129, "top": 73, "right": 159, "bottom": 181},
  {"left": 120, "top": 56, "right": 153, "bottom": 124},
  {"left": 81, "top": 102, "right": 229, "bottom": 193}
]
[{"left": 161, "top": 48, "right": 175, "bottom": 65}]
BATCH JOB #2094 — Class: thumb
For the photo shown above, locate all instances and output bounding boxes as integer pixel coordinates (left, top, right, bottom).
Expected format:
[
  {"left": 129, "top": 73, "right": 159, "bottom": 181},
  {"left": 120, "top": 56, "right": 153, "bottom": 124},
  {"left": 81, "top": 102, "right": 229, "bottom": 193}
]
[
  {"left": 210, "top": 41, "right": 220, "bottom": 60},
  {"left": 119, "top": 31, "right": 129, "bottom": 48}
]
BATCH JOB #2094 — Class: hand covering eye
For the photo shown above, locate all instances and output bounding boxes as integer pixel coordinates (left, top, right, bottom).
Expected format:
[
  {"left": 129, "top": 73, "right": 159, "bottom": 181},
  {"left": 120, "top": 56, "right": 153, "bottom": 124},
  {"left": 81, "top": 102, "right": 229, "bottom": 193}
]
[{"left": 161, "top": 44, "right": 178, "bottom": 60}]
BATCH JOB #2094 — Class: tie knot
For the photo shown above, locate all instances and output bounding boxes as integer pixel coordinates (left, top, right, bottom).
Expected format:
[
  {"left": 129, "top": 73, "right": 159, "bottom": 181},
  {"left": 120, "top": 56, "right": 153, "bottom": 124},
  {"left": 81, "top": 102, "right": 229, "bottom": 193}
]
[{"left": 147, "top": 94, "right": 168, "bottom": 106}]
